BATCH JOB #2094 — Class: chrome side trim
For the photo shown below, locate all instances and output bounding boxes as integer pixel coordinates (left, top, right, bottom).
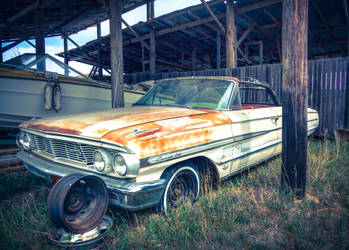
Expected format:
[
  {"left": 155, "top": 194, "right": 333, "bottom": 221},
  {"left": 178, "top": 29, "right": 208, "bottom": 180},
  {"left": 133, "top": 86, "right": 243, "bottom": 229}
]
[
  {"left": 142, "top": 118, "right": 318, "bottom": 168},
  {"left": 143, "top": 128, "right": 279, "bottom": 167},
  {"left": 218, "top": 138, "right": 281, "bottom": 165}
]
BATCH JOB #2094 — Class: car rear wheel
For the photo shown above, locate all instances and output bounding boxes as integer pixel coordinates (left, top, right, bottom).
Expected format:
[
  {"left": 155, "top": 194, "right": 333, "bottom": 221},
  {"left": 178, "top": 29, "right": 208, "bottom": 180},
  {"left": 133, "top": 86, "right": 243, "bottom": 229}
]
[{"left": 159, "top": 162, "right": 200, "bottom": 212}]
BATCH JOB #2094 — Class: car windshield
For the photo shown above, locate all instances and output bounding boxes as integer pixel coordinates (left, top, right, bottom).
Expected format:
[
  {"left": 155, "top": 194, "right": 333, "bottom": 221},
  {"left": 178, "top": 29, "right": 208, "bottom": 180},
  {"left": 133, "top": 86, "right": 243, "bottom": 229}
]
[{"left": 134, "top": 78, "right": 235, "bottom": 110}]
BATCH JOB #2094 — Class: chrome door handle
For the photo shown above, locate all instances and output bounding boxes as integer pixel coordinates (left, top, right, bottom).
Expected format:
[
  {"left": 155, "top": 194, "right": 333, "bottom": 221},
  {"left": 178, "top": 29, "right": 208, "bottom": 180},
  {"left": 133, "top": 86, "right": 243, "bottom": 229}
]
[{"left": 271, "top": 117, "right": 279, "bottom": 124}]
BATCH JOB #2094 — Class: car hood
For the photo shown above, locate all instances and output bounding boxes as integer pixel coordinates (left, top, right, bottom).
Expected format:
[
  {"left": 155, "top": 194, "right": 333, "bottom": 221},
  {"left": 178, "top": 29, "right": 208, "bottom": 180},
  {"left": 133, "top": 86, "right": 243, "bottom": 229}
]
[{"left": 21, "top": 106, "right": 209, "bottom": 138}]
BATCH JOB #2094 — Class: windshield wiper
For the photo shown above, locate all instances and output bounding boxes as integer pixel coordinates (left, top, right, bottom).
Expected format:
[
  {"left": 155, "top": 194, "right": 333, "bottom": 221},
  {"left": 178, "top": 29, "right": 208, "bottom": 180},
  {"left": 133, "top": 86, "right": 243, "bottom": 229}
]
[
  {"left": 165, "top": 103, "right": 192, "bottom": 109},
  {"left": 132, "top": 102, "right": 146, "bottom": 106}
]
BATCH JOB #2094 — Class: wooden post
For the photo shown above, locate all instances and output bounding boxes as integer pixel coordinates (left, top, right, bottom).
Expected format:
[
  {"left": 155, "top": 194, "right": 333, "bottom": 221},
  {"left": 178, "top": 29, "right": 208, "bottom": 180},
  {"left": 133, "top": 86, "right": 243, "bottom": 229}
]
[
  {"left": 192, "top": 44, "right": 197, "bottom": 71},
  {"left": 216, "top": 30, "right": 221, "bottom": 69},
  {"left": 226, "top": 0, "right": 236, "bottom": 68},
  {"left": 281, "top": 0, "right": 308, "bottom": 198},
  {"left": 181, "top": 49, "right": 184, "bottom": 68},
  {"left": 63, "top": 33, "right": 69, "bottom": 75},
  {"left": 344, "top": 58, "right": 349, "bottom": 128},
  {"left": 147, "top": 1, "right": 155, "bottom": 74},
  {"left": 0, "top": 32, "right": 2, "bottom": 63},
  {"left": 97, "top": 22, "right": 103, "bottom": 79},
  {"left": 141, "top": 43, "right": 145, "bottom": 72},
  {"left": 276, "top": 39, "right": 281, "bottom": 62},
  {"left": 259, "top": 41, "right": 263, "bottom": 65},
  {"left": 109, "top": 0, "right": 124, "bottom": 108},
  {"left": 35, "top": 5, "right": 45, "bottom": 71}
]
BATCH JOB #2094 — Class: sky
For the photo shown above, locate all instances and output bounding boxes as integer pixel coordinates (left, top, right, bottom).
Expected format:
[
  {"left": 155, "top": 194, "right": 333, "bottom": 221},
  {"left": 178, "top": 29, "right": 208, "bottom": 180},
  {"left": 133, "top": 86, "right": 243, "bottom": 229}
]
[{"left": 3, "top": 0, "right": 202, "bottom": 74}]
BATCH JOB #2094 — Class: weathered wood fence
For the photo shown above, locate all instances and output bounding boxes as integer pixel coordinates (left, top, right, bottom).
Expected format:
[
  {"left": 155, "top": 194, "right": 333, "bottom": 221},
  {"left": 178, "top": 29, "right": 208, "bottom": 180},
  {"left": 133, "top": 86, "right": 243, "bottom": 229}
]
[{"left": 125, "top": 57, "right": 349, "bottom": 136}]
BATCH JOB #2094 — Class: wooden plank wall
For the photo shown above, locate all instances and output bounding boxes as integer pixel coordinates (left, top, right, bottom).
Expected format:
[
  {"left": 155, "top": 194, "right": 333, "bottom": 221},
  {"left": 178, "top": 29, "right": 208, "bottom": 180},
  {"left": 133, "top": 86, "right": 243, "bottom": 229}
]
[{"left": 125, "top": 57, "right": 349, "bottom": 136}]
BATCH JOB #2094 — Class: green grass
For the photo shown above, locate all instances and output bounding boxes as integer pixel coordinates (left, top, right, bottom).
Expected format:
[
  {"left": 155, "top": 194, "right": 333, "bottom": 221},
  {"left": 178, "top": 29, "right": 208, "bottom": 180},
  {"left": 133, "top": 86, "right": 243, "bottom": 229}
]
[{"left": 0, "top": 139, "right": 348, "bottom": 249}]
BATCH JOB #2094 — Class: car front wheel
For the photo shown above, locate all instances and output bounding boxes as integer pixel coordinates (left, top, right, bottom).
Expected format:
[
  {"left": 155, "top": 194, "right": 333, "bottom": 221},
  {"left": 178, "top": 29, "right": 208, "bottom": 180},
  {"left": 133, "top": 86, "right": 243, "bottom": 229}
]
[{"left": 159, "top": 163, "right": 200, "bottom": 212}]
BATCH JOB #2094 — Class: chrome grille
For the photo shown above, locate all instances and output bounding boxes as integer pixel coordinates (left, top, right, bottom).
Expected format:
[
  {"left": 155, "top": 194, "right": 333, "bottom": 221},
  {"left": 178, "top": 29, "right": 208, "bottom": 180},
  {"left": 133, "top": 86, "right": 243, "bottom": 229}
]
[{"left": 32, "top": 134, "right": 99, "bottom": 166}]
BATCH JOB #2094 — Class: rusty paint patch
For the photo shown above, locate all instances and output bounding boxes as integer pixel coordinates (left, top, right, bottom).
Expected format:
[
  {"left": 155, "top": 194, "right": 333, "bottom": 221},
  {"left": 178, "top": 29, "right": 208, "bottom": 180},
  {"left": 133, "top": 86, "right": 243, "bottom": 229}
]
[
  {"left": 26, "top": 123, "right": 82, "bottom": 135},
  {"left": 102, "top": 110, "right": 232, "bottom": 158}
]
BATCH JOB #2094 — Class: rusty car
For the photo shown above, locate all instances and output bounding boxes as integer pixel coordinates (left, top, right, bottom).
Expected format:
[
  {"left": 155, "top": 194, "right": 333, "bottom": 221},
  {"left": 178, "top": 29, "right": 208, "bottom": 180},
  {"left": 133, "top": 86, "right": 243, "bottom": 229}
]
[{"left": 16, "top": 76, "right": 319, "bottom": 211}]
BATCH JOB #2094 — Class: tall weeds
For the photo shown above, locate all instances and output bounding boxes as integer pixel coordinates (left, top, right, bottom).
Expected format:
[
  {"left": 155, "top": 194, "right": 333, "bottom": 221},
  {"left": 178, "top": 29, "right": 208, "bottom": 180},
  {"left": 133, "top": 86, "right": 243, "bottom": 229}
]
[{"left": 0, "top": 139, "right": 348, "bottom": 249}]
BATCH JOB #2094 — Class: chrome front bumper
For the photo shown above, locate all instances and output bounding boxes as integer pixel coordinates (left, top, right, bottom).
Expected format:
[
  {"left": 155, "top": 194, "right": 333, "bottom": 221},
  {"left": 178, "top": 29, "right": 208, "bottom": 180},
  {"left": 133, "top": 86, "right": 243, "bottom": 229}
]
[{"left": 17, "top": 150, "right": 166, "bottom": 211}]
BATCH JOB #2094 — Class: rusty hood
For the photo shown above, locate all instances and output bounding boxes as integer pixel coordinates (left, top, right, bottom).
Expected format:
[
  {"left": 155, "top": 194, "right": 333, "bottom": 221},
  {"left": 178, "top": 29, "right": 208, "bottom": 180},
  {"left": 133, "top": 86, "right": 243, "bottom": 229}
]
[{"left": 21, "top": 106, "right": 209, "bottom": 138}]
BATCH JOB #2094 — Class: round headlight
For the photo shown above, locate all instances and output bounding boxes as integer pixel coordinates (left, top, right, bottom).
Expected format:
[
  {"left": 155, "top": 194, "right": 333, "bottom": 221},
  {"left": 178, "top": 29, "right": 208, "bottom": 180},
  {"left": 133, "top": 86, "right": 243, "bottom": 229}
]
[
  {"left": 19, "top": 133, "right": 33, "bottom": 150},
  {"left": 93, "top": 150, "right": 112, "bottom": 173},
  {"left": 16, "top": 132, "right": 25, "bottom": 148},
  {"left": 113, "top": 154, "right": 127, "bottom": 176}
]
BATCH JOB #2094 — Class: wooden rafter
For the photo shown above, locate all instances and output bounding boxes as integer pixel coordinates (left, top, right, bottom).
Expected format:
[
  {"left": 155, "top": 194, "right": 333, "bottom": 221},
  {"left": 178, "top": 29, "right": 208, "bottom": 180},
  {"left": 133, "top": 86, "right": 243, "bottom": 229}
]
[
  {"left": 121, "top": 18, "right": 150, "bottom": 51},
  {"left": 263, "top": 8, "right": 281, "bottom": 26},
  {"left": 236, "top": 23, "right": 257, "bottom": 47},
  {"left": 310, "top": 0, "right": 336, "bottom": 40},
  {"left": 0, "top": 39, "right": 24, "bottom": 53},
  {"left": 200, "top": 0, "right": 225, "bottom": 33},
  {"left": 236, "top": 0, "right": 281, "bottom": 14},
  {"left": 6, "top": 0, "right": 56, "bottom": 23}
]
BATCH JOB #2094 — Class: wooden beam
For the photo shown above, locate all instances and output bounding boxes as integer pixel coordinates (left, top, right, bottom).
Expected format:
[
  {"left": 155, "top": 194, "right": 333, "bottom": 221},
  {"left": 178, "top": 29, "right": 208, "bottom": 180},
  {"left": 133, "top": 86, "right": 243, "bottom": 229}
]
[
  {"left": 281, "top": 0, "right": 308, "bottom": 198},
  {"left": 226, "top": 0, "right": 237, "bottom": 68},
  {"left": 144, "top": 9, "right": 273, "bottom": 51},
  {"left": 242, "top": 13, "right": 275, "bottom": 41},
  {"left": 124, "top": 13, "right": 225, "bottom": 46},
  {"left": 155, "top": 58, "right": 192, "bottom": 71},
  {"left": 63, "top": 33, "right": 69, "bottom": 75},
  {"left": 188, "top": 11, "right": 224, "bottom": 36},
  {"left": 259, "top": 41, "right": 263, "bottom": 64},
  {"left": 263, "top": 8, "right": 281, "bottom": 26},
  {"left": 236, "top": 0, "right": 281, "bottom": 15},
  {"left": 121, "top": 18, "right": 150, "bottom": 51},
  {"left": 345, "top": 56, "right": 349, "bottom": 128},
  {"left": 0, "top": 32, "right": 2, "bottom": 63},
  {"left": 192, "top": 43, "right": 197, "bottom": 70},
  {"left": 200, "top": 0, "right": 225, "bottom": 33},
  {"left": 181, "top": 49, "right": 184, "bottom": 67},
  {"left": 6, "top": 0, "right": 55, "bottom": 23},
  {"left": 97, "top": 22, "right": 103, "bottom": 78},
  {"left": 237, "top": 47, "right": 252, "bottom": 64},
  {"left": 310, "top": 0, "right": 336, "bottom": 40},
  {"left": 276, "top": 39, "right": 281, "bottom": 61},
  {"left": 141, "top": 43, "right": 145, "bottom": 72},
  {"left": 162, "top": 0, "right": 224, "bottom": 21},
  {"left": 35, "top": 5, "right": 45, "bottom": 71},
  {"left": 67, "top": 37, "right": 82, "bottom": 49},
  {"left": 343, "top": 0, "right": 349, "bottom": 56},
  {"left": 147, "top": 1, "right": 155, "bottom": 74},
  {"left": 26, "top": 40, "right": 36, "bottom": 48},
  {"left": 216, "top": 30, "right": 221, "bottom": 69},
  {"left": 48, "top": 4, "right": 95, "bottom": 36},
  {"left": 109, "top": 0, "right": 124, "bottom": 108},
  {"left": 1, "top": 39, "right": 24, "bottom": 53},
  {"left": 65, "top": 37, "right": 101, "bottom": 65},
  {"left": 236, "top": 22, "right": 256, "bottom": 47}
]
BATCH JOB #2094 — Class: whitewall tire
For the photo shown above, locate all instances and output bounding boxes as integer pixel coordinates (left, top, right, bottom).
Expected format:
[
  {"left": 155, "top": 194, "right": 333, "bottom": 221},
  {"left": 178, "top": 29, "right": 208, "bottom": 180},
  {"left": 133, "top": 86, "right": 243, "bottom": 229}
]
[{"left": 159, "top": 162, "right": 200, "bottom": 212}]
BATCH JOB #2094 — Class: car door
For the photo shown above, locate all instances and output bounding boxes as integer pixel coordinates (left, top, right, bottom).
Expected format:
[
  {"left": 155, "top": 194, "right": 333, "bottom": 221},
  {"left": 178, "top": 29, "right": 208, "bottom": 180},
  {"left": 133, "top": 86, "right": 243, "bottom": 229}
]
[{"left": 220, "top": 82, "right": 281, "bottom": 178}]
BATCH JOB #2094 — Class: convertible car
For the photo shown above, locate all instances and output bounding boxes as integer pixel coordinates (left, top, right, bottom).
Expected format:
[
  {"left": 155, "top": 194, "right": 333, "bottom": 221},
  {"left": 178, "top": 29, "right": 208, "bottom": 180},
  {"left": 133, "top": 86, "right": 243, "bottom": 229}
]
[{"left": 16, "top": 76, "right": 319, "bottom": 211}]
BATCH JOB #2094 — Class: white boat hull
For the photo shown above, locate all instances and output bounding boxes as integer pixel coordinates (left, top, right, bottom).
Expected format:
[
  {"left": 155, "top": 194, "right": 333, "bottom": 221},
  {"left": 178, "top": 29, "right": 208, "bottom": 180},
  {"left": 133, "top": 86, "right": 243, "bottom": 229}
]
[{"left": 0, "top": 73, "right": 143, "bottom": 129}]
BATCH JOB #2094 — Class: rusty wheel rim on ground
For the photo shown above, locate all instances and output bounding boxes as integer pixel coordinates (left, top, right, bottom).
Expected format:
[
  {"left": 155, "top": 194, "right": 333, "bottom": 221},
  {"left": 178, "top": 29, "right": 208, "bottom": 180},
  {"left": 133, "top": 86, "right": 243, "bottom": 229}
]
[{"left": 48, "top": 174, "right": 109, "bottom": 234}]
